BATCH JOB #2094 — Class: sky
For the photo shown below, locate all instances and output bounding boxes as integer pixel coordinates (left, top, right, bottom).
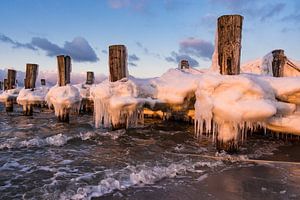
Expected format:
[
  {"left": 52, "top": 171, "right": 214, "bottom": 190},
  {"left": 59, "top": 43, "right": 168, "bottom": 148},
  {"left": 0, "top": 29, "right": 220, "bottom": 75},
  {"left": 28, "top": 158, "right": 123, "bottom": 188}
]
[{"left": 0, "top": 0, "right": 299, "bottom": 78}]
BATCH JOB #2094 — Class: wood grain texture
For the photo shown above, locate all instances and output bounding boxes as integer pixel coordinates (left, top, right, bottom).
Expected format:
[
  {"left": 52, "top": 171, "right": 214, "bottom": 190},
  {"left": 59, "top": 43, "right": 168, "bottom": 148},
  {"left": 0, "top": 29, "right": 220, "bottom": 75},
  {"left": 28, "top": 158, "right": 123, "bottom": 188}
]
[{"left": 109, "top": 45, "right": 128, "bottom": 82}]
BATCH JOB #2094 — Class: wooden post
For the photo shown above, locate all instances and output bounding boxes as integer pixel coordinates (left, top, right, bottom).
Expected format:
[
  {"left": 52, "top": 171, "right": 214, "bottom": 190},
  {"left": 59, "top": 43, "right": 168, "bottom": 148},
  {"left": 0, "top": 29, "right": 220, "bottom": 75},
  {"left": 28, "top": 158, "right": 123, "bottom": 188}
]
[
  {"left": 272, "top": 49, "right": 286, "bottom": 77},
  {"left": 86, "top": 71, "right": 94, "bottom": 85},
  {"left": 218, "top": 15, "right": 243, "bottom": 75},
  {"left": 7, "top": 69, "right": 16, "bottom": 89},
  {"left": 180, "top": 60, "right": 189, "bottom": 69},
  {"left": 56, "top": 55, "right": 72, "bottom": 122},
  {"left": 41, "top": 79, "right": 46, "bottom": 86},
  {"left": 4, "top": 79, "right": 8, "bottom": 90},
  {"left": 57, "top": 55, "right": 71, "bottom": 86},
  {"left": 109, "top": 45, "right": 128, "bottom": 82},
  {"left": 25, "top": 64, "right": 38, "bottom": 89},
  {"left": 0, "top": 81, "right": 3, "bottom": 90}
]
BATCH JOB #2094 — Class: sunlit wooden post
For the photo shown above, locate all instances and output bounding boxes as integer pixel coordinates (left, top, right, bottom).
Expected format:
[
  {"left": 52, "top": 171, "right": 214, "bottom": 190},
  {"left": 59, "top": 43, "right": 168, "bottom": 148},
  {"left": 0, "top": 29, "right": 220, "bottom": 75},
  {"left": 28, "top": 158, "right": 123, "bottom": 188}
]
[
  {"left": 41, "top": 79, "right": 46, "bottom": 86},
  {"left": 109, "top": 45, "right": 128, "bottom": 82},
  {"left": 25, "top": 64, "right": 38, "bottom": 89},
  {"left": 57, "top": 55, "right": 71, "bottom": 86},
  {"left": 86, "top": 71, "right": 94, "bottom": 85},
  {"left": 180, "top": 60, "right": 189, "bottom": 69},
  {"left": 218, "top": 15, "right": 243, "bottom": 75},
  {"left": 23, "top": 64, "right": 39, "bottom": 115},
  {"left": 5, "top": 69, "right": 17, "bottom": 112},
  {"left": 57, "top": 55, "right": 72, "bottom": 122},
  {"left": 272, "top": 49, "right": 286, "bottom": 77}
]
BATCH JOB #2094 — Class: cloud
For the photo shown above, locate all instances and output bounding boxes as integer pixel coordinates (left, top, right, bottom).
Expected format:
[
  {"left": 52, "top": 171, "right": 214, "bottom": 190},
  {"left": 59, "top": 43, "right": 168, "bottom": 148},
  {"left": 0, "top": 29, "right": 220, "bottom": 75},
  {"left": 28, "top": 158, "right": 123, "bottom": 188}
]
[
  {"left": 165, "top": 51, "right": 199, "bottom": 67},
  {"left": 136, "top": 41, "right": 161, "bottom": 58},
  {"left": 128, "top": 54, "right": 140, "bottom": 62},
  {"left": 179, "top": 37, "right": 214, "bottom": 60},
  {"left": 128, "top": 54, "right": 140, "bottom": 67},
  {"left": 212, "top": 0, "right": 286, "bottom": 22},
  {"left": 102, "top": 49, "right": 108, "bottom": 54},
  {"left": 0, "top": 33, "right": 99, "bottom": 63},
  {"left": 31, "top": 37, "right": 64, "bottom": 56},
  {"left": 0, "top": 34, "right": 37, "bottom": 51},
  {"left": 107, "top": 0, "right": 148, "bottom": 11}
]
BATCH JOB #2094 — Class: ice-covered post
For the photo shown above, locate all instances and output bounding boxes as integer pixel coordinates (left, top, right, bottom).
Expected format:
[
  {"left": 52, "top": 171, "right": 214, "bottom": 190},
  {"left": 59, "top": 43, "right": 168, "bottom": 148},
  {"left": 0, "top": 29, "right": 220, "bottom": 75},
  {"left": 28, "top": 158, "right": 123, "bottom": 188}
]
[
  {"left": 180, "top": 60, "right": 189, "bottom": 69},
  {"left": 23, "top": 64, "right": 39, "bottom": 115},
  {"left": 41, "top": 79, "right": 46, "bottom": 86},
  {"left": 86, "top": 71, "right": 94, "bottom": 85},
  {"left": 5, "top": 69, "right": 17, "bottom": 112},
  {"left": 272, "top": 49, "right": 286, "bottom": 77},
  {"left": 57, "top": 55, "right": 72, "bottom": 122},
  {"left": 218, "top": 15, "right": 243, "bottom": 75},
  {"left": 109, "top": 45, "right": 128, "bottom": 82}
]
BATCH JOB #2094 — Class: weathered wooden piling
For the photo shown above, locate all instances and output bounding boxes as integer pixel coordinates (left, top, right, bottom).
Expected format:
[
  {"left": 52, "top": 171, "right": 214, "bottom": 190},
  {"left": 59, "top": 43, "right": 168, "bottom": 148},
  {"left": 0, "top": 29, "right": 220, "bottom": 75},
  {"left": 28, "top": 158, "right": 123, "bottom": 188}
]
[
  {"left": 109, "top": 45, "right": 128, "bottom": 82},
  {"left": 4, "top": 79, "right": 8, "bottom": 90},
  {"left": 272, "top": 49, "right": 286, "bottom": 77},
  {"left": 41, "top": 79, "right": 46, "bottom": 86},
  {"left": 218, "top": 15, "right": 243, "bottom": 75},
  {"left": 86, "top": 71, "right": 94, "bottom": 85},
  {"left": 0, "top": 81, "right": 3, "bottom": 90},
  {"left": 57, "top": 55, "right": 72, "bottom": 122},
  {"left": 23, "top": 64, "right": 39, "bottom": 115},
  {"left": 57, "top": 55, "right": 71, "bottom": 86},
  {"left": 180, "top": 60, "right": 190, "bottom": 69},
  {"left": 7, "top": 69, "right": 16, "bottom": 89},
  {"left": 25, "top": 64, "right": 38, "bottom": 89}
]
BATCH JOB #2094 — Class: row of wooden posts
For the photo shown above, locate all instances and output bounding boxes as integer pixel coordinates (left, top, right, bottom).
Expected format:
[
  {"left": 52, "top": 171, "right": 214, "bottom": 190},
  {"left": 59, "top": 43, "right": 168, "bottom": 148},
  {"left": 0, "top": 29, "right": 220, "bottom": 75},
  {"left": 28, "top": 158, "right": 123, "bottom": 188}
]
[{"left": 0, "top": 15, "right": 290, "bottom": 152}]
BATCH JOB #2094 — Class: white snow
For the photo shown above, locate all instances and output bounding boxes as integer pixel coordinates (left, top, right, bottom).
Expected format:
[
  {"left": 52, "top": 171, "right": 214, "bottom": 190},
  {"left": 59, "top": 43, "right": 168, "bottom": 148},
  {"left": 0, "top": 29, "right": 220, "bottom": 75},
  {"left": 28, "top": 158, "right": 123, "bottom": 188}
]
[
  {"left": 0, "top": 88, "right": 20, "bottom": 102},
  {"left": 17, "top": 86, "right": 49, "bottom": 109},
  {"left": 45, "top": 84, "right": 82, "bottom": 118}
]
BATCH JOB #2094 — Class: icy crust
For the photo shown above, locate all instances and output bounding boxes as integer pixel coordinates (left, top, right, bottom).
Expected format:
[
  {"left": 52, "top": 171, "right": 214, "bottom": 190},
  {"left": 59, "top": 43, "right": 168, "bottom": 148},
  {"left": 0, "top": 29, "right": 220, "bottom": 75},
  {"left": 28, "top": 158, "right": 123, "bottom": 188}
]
[
  {"left": 45, "top": 84, "right": 82, "bottom": 117},
  {"left": 91, "top": 69, "right": 203, "bottom": 128},
  {"left": 91, "top": 78, "right": 144, "bottom": 128},
  {"left": 241, "top": 52, "right": 300, "bottom": 76},
  {"left": 17, "top": 86, "right": 49, "bottom": 109},
  {"left": 74, "top": 83, "right": 93, "bottom": 99},
  {"left": 0, "top": 88, "right": 20, "bottom": 102},
  {"left": 194, "top": 73, "right": 300, "bottom": 143}
]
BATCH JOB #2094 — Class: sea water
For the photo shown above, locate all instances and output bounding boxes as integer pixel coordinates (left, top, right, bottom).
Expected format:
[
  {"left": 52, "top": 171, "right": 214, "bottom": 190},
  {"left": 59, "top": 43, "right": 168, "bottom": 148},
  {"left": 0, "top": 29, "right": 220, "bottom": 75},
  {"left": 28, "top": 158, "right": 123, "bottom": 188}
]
[{"left": 0, "top": 105, "right": 299, "bottom": 200}]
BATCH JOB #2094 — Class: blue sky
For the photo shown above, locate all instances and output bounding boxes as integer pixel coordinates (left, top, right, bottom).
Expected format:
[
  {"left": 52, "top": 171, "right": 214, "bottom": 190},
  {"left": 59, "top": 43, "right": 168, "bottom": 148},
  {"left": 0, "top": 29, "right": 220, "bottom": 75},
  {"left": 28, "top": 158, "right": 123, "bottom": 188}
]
[{"left": 0, "top": 0, "right": 299, "bottom": 77}]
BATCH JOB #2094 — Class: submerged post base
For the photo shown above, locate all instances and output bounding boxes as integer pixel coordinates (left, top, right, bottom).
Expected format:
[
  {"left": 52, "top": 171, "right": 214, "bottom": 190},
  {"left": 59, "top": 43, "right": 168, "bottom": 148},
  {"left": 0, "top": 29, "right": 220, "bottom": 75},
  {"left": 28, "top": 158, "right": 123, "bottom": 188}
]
[
  {"left": 23, "top": 105, "right": 33, "bottom": 116},
  {"left": 216, "top": 139, "right": 238, "bottom": 153},
  {"left": 58, "top": 113, "right": 70, "bottom": 123},
  {"left": 5, "top": 100, "right": 13, "bottom": 112}
]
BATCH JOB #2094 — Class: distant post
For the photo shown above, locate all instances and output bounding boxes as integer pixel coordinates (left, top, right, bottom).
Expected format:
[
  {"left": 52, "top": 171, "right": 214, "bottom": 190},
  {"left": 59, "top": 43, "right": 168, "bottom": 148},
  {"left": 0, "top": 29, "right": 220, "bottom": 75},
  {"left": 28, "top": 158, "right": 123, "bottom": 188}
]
[
  {"left": 180, "top": 60, "right": 189, "bottom": 69},
  {"left": 57, "top": 55, "right": 71, "bottom": 86},
  {"left": 109, "top": 45, "right": 128, "bottom": 82},
  {"left": 218, "top": 15, "right": 243, "bottom": 75},
  {"left": 41, "top": 79, "right": 46, "bottom": 86},
  {"left": 0, "top": 81, "right": 3, "bottom": 90},
  {"left": 272, "top": 49, "right": 286, "bottom": 77},
  {"left": 4, "top": 79, "right": 8, "bottom": 90},
  {"left": 5, "top": 69, "right": 17, "bottom": 112},
  {"left": 86, "top": 71, "right": 94, "bottom": 85},
  {"left": 57, "top": 55, "right": 72, "bottom": 122}
]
